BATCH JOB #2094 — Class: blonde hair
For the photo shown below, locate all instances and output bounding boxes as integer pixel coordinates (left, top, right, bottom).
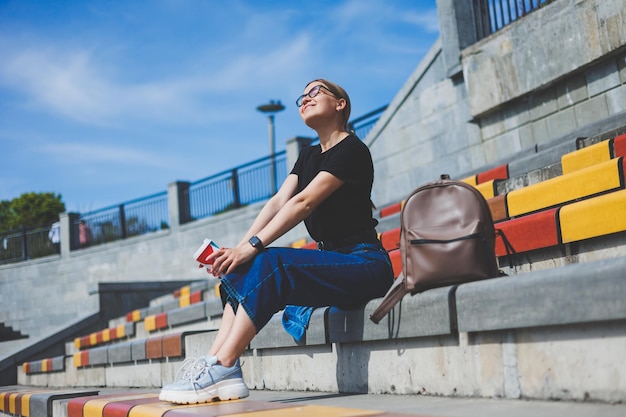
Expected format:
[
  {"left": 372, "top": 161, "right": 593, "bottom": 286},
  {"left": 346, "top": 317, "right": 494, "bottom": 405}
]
[{"left": 306, "top": 79, "right": 352, "bottom": 133}]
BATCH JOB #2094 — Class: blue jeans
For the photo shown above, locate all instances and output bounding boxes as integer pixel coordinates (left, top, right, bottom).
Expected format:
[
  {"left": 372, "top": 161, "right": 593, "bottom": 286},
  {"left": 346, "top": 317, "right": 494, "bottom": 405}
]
[{"left": 219, "top": 242, "right": 394, "bottom": 332}]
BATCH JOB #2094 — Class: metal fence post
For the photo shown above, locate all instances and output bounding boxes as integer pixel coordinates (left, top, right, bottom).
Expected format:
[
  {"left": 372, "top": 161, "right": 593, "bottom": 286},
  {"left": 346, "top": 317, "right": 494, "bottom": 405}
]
[
  {"left": 63, "top": 212, "right": 80, "bottom": 251},
  {"left": 167, "top": 181, "right": 191, "bottom": 228},
  {"left": 286, "top": 136, "right": 315, "bottom": 173},
  {"left": 20, "top": 226, "right": 27, "bottom": 261},
  {"left": 119, "top": 205, "right": 127, "bottom": 239},
  {"left": 231, "top": 169, "right": 241, "bottom": 208}
]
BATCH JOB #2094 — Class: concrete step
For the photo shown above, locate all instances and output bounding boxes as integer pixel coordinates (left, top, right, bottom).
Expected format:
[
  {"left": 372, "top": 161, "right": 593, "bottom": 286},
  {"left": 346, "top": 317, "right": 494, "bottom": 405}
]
[{"left": 2, "top": 387, "right": 626, "bottom": 417}]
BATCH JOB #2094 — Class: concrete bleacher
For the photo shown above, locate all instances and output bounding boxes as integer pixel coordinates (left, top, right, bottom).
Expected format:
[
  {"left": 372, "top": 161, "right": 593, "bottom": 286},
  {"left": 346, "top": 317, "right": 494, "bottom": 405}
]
[
  {"left": 239, "top": 125, "right": 626, "bottom": 402},
  {"left": 2, "top": 0, "right": 626, "bottom": 411},
  {"left": 16, "top": 279, "right": 225, "bottom": 390},
  {"left": 2, "top": 122, "right": 625, "bottom": 416},
  {"left": 378, "top": 129, "right": 626, "bottom": 268}
]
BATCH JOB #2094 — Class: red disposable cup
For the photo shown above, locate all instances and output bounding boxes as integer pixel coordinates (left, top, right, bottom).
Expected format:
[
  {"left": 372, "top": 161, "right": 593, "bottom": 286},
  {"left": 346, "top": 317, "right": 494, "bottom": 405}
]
[{"left": 193, "top": 239, "right": 220, "bottom": 266}]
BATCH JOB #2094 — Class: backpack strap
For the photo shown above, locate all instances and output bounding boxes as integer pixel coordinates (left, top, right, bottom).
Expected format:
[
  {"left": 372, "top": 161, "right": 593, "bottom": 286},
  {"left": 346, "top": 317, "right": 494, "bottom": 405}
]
[
  {"left": 370, "top": 272, "right": 409, "bottom": 324},
  {"left": 495, "top": 228, "right": 519, "bottom": 272}
]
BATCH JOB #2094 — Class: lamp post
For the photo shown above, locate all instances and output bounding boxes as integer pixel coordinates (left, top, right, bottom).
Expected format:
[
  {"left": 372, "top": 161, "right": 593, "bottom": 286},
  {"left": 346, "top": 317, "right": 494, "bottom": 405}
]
[{"left": 256, "top": 100, "right": 285, "bottom": 195}]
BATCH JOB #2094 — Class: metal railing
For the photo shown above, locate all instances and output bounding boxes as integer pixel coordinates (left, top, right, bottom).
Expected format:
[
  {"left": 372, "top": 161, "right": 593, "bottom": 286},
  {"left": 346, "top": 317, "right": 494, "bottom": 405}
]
[
  {"left": 473, "top": 0, "right": 556, "bottom": 40},
  {"left": 0, "top": 224, "right": 60, "bottom": 265},
  {"left": 349, "top": 106, "right": 388, "bottom": 140},
  {"left": 186, "top": 152, "right": 288, "bottom": 222},
  {"left": 0, "top": 104, "right": 387, "bottom": 261},
  {"left": 309, "top": 106, "right": 388, "bottom": 147},
  {"left": 74, "top": 191, "right": 169, "bottom": 249},
  {"left": 186, "top": 105, "right": 388, "bottom": 222}
]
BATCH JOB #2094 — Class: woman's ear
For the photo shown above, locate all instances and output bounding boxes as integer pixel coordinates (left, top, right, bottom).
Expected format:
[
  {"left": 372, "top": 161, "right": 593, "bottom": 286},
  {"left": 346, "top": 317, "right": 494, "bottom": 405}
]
[{"left": 336, "top": 98, "right": 346, "bottom": 111}]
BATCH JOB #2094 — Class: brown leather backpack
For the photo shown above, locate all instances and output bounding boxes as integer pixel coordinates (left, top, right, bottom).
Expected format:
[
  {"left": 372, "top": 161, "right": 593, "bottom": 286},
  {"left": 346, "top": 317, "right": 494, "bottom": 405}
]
[{"left": 370, "top": 174, "right": 500, "bottom": 323}]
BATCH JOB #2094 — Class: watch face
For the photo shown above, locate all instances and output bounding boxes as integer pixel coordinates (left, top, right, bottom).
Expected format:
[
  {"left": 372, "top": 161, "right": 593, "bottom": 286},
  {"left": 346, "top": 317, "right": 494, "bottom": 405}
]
[{"left": 249, "top": 236, "right": 262, "bottom": 248}]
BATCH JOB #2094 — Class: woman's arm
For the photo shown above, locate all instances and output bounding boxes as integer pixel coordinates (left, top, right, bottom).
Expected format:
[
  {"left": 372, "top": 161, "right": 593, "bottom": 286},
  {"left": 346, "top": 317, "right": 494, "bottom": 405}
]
[
  {"left": 235, "top": 173, "right": 299, "bottom": 247},
  {"left": 250, "top": 171, "right": 342, "bottom": 248},
  {"left": 210, "top": 171, "right": 343, "bottom": 275}
]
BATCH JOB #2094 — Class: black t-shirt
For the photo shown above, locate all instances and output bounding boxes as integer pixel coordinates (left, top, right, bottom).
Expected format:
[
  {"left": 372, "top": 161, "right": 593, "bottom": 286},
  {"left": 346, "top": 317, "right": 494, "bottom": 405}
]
[{"left": 290, "top": 134, "right": 378, "bottom": 242}]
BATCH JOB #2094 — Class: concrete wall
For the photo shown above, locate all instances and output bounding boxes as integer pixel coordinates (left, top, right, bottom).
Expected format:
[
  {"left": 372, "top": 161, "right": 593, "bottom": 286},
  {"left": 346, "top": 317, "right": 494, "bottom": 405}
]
[
  {"left": 1, "top": 0, "right": 625, "bottom": 360},
  {"left": 244, "top": 321, "right": 626, "bottom": 402},
  {"left": 367, "top": 39, "right": 485, "bottom": 207},
  {"left": 462, "top": 0, "right": 626, "bottom": 117},
  {"left": 368, "top": 0, "right": 626, "bottom": 207}
]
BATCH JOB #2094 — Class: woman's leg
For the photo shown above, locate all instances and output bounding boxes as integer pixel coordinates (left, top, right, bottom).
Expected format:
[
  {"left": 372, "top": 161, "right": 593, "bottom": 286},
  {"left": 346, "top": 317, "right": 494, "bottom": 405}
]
[
  {"left": 207, "top": 302, "right": 236, "bottom": 356},
  {"left": 160, "top": 244, "right": 391, "bottom": 404},
  {"left": 159, "top": 301, "right": 253, "bottom": 403},
  {"left": 212, "top": 306, "right": 256, "bottom": 367},
  {"left": 219, "top": 244, "right": 393, "bottom": 333},
  {"left": 213, "top": 243, "right": 391, "bottom": 364}
]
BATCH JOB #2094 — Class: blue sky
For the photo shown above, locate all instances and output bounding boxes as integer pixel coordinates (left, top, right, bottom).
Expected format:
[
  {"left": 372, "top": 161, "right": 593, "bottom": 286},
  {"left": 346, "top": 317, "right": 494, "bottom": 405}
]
[{"left": 0, "top": 0, "right": 439, "bottom": 213}]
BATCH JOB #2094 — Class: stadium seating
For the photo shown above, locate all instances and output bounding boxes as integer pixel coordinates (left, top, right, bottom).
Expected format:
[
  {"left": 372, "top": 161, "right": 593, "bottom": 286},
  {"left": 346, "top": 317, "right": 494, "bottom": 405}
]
[
  {"left": 6, "top": 126, "right": 626, "bottom": 416},
  {"left": 505, "top": 157, "right": 624, "bottom": 217},
  {"left": 377, "top": 132, "right": 626, "bottom": 259}
]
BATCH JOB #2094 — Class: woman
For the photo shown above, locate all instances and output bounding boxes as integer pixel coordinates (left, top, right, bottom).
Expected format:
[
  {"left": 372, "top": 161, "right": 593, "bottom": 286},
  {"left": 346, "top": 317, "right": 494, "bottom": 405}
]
[{"left": 159, "top": 79, "right": 394, "bottom": 404}]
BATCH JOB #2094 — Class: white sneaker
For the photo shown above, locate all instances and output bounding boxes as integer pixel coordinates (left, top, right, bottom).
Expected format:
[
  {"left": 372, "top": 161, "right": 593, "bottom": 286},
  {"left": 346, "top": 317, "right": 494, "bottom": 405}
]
[{"left": 159, "top": 356, "right": 249, "bottom": 404}]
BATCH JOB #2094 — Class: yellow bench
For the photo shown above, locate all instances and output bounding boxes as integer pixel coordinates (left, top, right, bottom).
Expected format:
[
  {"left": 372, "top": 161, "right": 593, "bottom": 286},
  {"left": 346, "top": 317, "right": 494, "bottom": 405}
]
[{"left": 507, "top": 157, "right": 624, "bottom": 218}]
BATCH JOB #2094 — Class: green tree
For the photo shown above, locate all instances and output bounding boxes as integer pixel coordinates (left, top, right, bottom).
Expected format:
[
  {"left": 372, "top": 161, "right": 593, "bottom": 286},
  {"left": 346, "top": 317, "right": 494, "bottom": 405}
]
[
  {"left": 0, "top": 200, "right": 11, "bottom": 231},
  {"left": 0, "top": 192, "right": 65, "bottom": 231}
]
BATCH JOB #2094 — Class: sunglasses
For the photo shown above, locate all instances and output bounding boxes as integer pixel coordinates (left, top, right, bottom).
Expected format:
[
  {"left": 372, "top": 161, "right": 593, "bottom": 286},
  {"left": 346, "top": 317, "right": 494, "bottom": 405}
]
[{"left": 296, "top": 84, "right": 340, "bottom": 107}]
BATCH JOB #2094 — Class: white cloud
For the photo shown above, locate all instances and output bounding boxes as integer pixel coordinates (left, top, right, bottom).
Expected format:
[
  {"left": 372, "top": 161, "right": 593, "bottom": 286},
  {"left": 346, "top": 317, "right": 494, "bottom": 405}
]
[
  {"left": 209, "top": 34, "right": 312, "bottom": 91},
  {"left": 0, "top": 29, "right": 314, "bottom": 129},
  {"left": 333, "top": 0, "right": 439, "bottom": 33},
  {"left": 0, "top": 1, "right": 435, "bottom": 131},
  {"left": 403, "top": 8, "right": 440, "bottom": 33},
  {"left": 1, "top": 47, "right": 113, "bottom": 123},
  {"left": 36, "top": 141, "right": 173, "bottom": 169}
]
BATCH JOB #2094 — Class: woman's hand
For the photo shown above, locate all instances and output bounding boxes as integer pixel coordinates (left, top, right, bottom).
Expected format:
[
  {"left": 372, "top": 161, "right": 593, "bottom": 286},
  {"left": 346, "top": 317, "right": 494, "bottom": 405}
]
[{"left": 207, "top": 244, "right": 259, "bottom": 277}]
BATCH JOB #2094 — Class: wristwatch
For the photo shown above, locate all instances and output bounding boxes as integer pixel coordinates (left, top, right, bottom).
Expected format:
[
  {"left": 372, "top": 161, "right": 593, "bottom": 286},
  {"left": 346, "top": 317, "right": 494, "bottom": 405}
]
[{"left": 248, "top": 235, "right": 265, "bottom": 250}]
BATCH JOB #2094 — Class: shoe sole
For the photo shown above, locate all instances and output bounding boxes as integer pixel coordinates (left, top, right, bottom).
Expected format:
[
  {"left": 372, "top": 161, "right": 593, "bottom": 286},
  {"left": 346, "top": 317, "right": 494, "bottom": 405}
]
[{"left": 159, "top": 377, "right": 249, "bottom": 404}]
